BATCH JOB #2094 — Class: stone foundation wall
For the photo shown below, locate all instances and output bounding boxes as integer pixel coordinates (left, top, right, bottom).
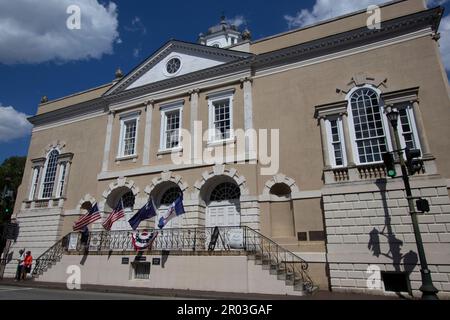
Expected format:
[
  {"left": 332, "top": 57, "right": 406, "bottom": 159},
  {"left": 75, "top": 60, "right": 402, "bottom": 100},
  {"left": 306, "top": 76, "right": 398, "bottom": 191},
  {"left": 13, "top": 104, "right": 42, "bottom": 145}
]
[{"left": 323, "top": 176, "right": 450, "bottom": 298}]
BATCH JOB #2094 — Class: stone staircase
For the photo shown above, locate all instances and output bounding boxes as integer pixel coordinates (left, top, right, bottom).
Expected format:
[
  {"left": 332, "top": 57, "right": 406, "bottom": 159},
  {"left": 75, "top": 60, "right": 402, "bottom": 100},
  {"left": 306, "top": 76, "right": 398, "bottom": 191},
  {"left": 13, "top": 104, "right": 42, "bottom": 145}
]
[{"left": 29, "top": 227, "right": 317, "bottom": 295}]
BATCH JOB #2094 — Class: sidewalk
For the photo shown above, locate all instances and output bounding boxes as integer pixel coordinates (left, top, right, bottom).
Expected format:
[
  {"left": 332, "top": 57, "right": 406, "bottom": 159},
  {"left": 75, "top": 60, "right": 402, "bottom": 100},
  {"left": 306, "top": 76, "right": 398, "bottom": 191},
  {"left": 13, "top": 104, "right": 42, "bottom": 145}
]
[{"left": 0, "top": 278, "right": 400, "bottom": 300}]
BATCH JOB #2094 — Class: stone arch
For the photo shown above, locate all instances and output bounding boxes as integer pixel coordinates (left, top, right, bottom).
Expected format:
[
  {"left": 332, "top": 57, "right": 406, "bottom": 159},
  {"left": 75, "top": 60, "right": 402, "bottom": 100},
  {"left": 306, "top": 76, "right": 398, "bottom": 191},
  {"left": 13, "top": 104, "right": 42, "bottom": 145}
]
[
  {"left": 102, "top": 177, "right": 139, "bottom": 211},
  {"left": 43, "top": 140, "right": 66, "bottom": 157},
  {"left": 144, "top": 171, "right": 188, "bottom": 198},
  {"left": 192, "top": 164, "right": 249, "bottom": 202},
  {"left": 262, "top": 174, "right": 299, "bottom": 197},
  {"left": 76, "top": 194, "right": 96, "bottom": 212}
]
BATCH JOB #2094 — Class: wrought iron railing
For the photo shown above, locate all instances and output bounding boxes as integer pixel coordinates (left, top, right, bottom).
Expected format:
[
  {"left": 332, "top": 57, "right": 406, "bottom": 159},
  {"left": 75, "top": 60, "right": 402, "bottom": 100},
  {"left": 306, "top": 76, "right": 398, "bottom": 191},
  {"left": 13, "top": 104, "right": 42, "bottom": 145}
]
[
  {"left": 32, "top": 233, "right": 70, "bottom": 277},
  {"left": 32, "top": 226, "right": 314, "bottom": 292}
]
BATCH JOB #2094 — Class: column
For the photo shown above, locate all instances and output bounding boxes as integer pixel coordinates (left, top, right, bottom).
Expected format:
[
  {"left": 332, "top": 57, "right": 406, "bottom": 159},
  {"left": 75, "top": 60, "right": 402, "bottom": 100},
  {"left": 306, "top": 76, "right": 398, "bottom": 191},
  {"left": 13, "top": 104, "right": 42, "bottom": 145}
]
[
  {"left": 101, "top": 111, "right": 114, "bottom": 172},
  {"left": 412, "top": 100, "right": 432, "bottom": 157},
  {"left": 341, "top": 112, "right": 355, "bottom": 166},
  {"left": 142, "top": 100, "right": 154, "bottom": 166},
  {"left": 189, "top": 89, "right": 200, "bottom": 164},
  {"left": 242, "top": 77, "right": 255, "bottom": 159},
  {"left": 319, "top": 117, "right": 331, "bottom": 168},
  {"left": 61, "top": 161, "right": 71, "bottom": 199}
]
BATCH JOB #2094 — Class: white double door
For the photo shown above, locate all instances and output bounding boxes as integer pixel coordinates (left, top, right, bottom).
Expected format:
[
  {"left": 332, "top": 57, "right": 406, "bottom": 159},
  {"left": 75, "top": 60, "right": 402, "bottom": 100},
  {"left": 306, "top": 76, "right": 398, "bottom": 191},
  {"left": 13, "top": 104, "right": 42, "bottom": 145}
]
[
  {"left": 206, "top": 201, "right": 241, "bottom": 228},
  {"left": 206, "top": 200, "right": 243, "bottom": 249}
]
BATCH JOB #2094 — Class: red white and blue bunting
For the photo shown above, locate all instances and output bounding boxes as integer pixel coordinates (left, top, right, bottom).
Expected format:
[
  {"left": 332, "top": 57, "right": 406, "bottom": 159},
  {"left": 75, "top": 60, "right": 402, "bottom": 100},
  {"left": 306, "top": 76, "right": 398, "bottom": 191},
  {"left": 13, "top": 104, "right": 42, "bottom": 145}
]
[{"left": 131, "top": 230, "right": 158, "bottom": 251}]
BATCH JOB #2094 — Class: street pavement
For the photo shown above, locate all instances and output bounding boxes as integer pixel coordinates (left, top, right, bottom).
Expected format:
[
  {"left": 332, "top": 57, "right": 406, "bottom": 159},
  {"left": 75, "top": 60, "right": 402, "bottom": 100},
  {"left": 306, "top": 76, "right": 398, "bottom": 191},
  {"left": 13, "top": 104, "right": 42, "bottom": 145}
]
[
  {"left": 0, "top": 284, "right": 193, "bottom": 300},
  {"left": 0, "top": 279, "right": 400, "bottom": 300}
]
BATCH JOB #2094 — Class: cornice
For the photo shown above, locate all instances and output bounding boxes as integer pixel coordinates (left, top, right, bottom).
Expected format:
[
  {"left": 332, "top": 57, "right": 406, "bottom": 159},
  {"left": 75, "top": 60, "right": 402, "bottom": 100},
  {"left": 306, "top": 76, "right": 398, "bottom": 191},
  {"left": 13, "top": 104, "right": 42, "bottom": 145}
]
[
  {"left": 104, "top": 58, "right": 253, "bottom": 104},
  {"left": 106, "top": 40, "right": 253, "bottom": 96},
  {"left": 29, "top": 7, "right": 442, "bottom": 128},
  {"left": 381, "top": 86, "right": 420, "bottom": 105},
  {"left": 28, "top": 97, "right": 107, "bottom": 126},
  {"left": 253, "top": 7, "right": 443, "bottom": 71},
  {"left": 314, "top": 100, "right": 348, "bottom": 119}
]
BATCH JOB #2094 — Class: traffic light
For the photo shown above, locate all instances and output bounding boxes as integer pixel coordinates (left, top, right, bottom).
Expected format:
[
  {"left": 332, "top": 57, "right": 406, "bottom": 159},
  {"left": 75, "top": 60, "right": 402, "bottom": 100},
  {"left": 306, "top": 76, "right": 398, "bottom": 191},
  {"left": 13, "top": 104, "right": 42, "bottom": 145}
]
[
  {"left": 405, "top": 148, "right": 423, "bottom": 175},
  {"left": 382, "top": 152, "right": 397, "bottom": 178}
]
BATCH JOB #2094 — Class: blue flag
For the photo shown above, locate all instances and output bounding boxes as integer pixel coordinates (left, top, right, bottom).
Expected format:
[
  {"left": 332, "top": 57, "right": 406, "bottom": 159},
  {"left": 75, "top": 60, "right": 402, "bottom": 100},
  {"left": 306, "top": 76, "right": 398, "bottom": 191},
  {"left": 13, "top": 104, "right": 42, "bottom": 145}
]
[
  {"left": 158, "top": 196, "right": 185, "bottom": 229},
  {"left": 128, "top": 199, "right": 157, "bottom": 230}
]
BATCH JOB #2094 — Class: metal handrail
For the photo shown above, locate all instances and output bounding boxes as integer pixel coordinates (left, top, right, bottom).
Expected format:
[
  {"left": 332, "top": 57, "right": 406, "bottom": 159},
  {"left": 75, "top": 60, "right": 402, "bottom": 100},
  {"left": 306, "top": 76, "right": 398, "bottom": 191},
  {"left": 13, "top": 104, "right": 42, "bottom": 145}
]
[
  {"left": 32, "top": 233, "right": 71, "bottom": 276},
  {"left": 32, "top": 226, "right": 314, "bottom": 292}
]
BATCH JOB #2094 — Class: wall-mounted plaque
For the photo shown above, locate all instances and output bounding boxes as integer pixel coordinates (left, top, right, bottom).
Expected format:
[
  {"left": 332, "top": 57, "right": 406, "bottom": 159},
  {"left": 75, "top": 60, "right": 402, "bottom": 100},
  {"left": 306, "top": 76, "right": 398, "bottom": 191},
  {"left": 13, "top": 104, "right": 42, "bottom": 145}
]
[{"left": 122, "top": 257, "right": 130, "bottom": 265}]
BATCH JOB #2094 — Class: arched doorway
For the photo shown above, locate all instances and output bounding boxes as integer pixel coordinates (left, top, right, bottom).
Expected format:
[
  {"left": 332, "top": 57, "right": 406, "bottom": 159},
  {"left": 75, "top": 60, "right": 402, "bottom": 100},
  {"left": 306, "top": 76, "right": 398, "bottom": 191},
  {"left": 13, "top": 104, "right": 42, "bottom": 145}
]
[
  {"left": 105, "top": 187, "right": 135, "bottom": 231},
  {"left": 151, "top": 182, "right": 183, "bottom": 229},
  {"left": 202, "top": 178, "right": 241, "bottom": 228},
  {"left": 269, "top": 183, "right": 295, "bottom": 237}
]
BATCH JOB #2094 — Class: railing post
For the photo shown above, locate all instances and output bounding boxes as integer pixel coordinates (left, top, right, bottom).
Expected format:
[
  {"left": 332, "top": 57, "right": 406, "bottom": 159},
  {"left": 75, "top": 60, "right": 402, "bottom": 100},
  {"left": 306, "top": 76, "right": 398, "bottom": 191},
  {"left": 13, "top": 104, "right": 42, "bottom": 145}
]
[{"left": 193, "top": 228, "right": 197, "bottom": 252}]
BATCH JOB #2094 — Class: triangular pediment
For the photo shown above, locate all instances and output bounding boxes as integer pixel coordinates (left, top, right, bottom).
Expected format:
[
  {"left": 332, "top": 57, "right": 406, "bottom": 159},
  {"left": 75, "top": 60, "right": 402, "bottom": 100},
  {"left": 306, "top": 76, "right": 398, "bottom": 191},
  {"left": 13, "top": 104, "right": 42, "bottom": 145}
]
[{"left": 105, "top": 40, "right": 252, "bottom": 96}]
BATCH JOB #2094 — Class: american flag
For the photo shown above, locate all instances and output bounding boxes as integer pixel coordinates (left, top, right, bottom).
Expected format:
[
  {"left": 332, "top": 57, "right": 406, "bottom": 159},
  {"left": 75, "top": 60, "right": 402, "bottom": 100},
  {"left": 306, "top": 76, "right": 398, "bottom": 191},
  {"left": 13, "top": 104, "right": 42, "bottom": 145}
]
[
  {"left": 73, "top": 203, "right": 101, "bottom": 231},
  {"left": 102, "top": 200, "right": 125, "bottom": 230}
]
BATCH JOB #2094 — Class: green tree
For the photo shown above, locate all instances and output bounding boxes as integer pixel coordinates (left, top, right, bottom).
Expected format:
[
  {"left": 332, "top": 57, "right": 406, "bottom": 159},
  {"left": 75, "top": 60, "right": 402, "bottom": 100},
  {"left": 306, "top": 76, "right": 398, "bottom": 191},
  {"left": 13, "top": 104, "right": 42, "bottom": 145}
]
[{"left": 0, "top": 156, "right": 26, "bottom": 223}]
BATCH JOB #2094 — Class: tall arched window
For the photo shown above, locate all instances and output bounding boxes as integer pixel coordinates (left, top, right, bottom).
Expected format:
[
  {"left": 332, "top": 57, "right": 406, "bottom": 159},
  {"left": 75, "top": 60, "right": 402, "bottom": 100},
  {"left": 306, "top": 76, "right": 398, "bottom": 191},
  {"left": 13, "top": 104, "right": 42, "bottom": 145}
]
[
  {"left": 41, "top": 149, "right": 59, "bottom": 198},
  {"left": 350, "top": 88, "right": 388, "bottom": 164}
]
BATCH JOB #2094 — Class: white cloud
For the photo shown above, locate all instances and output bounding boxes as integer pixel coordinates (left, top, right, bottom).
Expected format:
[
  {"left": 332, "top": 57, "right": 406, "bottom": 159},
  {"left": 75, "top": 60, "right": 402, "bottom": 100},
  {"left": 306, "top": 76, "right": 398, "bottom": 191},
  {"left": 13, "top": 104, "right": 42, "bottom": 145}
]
[
  {"left": 227, "top": 15, "right": 247, "bottom": 28},
  {"left": 284, "top": 0, "right": 388, "bottom": 29},
  {"left": 124, "top": 16, "right": 147, "bottom": 35},
  {"left": 0, "top": 0, "right": 119, "bottom": 64},
  {"left": 0, "top": 105, "right": 32, "bottom": 142}
]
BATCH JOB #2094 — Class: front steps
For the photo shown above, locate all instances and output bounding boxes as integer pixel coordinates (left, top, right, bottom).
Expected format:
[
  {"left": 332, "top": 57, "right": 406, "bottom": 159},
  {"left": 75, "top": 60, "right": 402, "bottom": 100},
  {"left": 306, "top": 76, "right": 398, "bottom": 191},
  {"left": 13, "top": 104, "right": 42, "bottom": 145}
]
[{"left": 248, "top": 253, "right": 317, "bottom": 295}]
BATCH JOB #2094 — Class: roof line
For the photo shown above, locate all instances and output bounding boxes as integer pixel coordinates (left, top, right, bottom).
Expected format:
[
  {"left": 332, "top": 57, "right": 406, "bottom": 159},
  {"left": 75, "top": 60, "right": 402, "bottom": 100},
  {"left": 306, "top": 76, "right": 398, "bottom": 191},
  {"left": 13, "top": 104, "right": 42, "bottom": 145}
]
[
  {"left": 251, "top": 0, "right": 408, "bottom": 45},
  {"left": 39, "top": 81, "right": 114, "bottom": 106}
]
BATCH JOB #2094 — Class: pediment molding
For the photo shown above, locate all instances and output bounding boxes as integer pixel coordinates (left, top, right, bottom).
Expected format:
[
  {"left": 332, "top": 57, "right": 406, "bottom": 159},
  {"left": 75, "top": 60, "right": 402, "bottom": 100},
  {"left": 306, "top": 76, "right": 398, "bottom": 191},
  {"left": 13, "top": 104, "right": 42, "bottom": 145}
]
[{"left": 104, "top": 40, "right": 253, "bottom": 96}]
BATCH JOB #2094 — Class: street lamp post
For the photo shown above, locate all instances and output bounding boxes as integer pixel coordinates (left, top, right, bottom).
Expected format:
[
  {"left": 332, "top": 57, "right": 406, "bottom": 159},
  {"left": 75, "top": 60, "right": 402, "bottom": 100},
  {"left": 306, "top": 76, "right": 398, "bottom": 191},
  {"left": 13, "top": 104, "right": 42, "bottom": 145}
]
[{"left": 385, "top": 106, "right": 439, "bottom": 300}]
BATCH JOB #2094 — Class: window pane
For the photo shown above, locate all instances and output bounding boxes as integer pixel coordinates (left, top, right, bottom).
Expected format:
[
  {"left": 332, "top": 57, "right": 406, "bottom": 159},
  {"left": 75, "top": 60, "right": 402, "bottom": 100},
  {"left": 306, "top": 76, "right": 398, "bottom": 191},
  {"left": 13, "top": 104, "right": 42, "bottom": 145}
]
[
  {"left": 399, "top": 108, "right": 416, "bottom": 150},
  {"left": 213, "top": 99, "right": 231, "bottom": 140},
  {"left": 351, "top": 88, "right": 386, "bottom": 163},
  {"left": 42, "top": 150, "right": 59, "bottom": 198},
  {"left": 165, "top": 110, "right": 180, "bottom": 149},
  {"left": 123, "top": 119, "right": 137, "bottom": 156}
]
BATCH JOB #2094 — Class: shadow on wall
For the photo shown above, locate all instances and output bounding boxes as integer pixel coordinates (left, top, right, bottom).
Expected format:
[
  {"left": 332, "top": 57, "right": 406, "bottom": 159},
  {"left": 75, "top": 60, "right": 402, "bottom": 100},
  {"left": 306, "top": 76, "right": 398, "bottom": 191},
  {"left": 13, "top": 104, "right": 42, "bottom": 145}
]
[{"left": 367, "top": 179, "right": 419, "bottom": 297}]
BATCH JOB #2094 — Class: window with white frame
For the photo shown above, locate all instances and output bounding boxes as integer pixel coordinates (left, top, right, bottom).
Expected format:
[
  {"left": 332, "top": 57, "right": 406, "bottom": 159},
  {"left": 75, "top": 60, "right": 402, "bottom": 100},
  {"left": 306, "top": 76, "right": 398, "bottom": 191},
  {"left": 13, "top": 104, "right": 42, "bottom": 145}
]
[
  {"left": 160, "top": 104, "right": 182, "bottom": 151},
  {"left": 208, "top": 92, "right": 233, "bottom": 142},
  {"left": 29, "top": 167, "right": 40, "bottom": 200},
  {"left": 398, "top": 105, "right": 421, "bottom": 151},
  {"left": 326, "top": 117, "right": 346, "bottom": 167},
  {"left": 349, "top": 88, "right": 388, "bottom": 164},
  {"left": 41, "top": 149, "right": 59, "bottom": 199},
  {"left": 118, "top": 114, "right": 139, "bottom": 157},
  {"left": 56, "top": 163, "right": 67, "bottom": 198}
]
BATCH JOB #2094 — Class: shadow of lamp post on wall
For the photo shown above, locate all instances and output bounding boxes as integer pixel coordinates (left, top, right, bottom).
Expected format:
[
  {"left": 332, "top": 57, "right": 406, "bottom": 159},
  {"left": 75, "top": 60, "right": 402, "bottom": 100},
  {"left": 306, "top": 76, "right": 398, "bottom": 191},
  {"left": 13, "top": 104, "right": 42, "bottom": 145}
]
[{"left": 383, "top": 105, "right": 439, "bottom": 300}]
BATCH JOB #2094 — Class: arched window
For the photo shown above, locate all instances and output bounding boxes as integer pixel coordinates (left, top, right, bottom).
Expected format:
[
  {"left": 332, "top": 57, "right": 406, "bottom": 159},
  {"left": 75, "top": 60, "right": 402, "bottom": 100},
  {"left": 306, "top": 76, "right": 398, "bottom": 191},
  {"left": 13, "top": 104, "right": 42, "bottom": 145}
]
[
  {"left": 121, "top": 191, "right": 135, "bottom": 209},
  {"left": 41, "top": 149, "right": 59, "bottom": 198},
  {"left": 160, "top": 187, "right": 182, "bottom": 205},
  {"left": 210, "top": 182, "right": 240, "bottom": 202},
  {"left": 350, "top": 88, "right": 388, "bottom": 164},
  {"left": 270, "top": 183, "right": 292, "bottom": 197}
]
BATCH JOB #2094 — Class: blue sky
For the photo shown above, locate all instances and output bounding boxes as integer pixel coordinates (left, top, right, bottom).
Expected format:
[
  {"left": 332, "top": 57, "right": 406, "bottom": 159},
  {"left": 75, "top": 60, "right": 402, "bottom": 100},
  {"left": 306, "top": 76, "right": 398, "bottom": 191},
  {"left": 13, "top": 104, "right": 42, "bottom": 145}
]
[{"left": 0, "top": 0, "right": 449, "bottom": 163}]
